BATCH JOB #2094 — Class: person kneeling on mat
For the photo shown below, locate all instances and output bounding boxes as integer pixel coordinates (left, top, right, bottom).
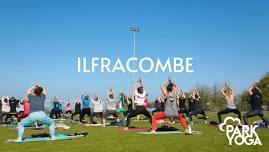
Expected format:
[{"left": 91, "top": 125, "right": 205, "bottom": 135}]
[
  {"left": 217, "top": 83, "right": 241, "bottom": 123},
  {"left": 124, "top": 78, "right": 152, "bottom": 130},
  {"left": 16, "top": 83, "right": 55, "bottom": 142},
  {"left": 150, "top": 77, "right": 189, "bottom": 134}
]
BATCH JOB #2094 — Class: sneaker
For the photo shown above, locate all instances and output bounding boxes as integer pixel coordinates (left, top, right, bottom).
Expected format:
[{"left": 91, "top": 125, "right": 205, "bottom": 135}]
[
  {"left": 123, "top": 127, "right": 129, "bottom": 131},
  {"left": 190, "top": 121, "right": 194, "bottom": 125}
]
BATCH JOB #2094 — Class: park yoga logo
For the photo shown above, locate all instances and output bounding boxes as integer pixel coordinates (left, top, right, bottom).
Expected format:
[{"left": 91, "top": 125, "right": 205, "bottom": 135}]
[
  {"left": 219, "top": 116, "right": 262, "bottom": 146},
  {"left": 77, "top": 57, "right": 194, "bottom": 73}
]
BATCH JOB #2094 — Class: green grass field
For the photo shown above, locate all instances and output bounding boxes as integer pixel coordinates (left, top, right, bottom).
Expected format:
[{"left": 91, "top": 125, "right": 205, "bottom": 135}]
[{"left": 0, "top": 112, "right": 268, "bottom": 152}]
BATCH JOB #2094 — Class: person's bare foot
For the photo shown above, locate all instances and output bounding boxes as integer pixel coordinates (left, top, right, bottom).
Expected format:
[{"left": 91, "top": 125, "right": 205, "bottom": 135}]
[
  {"left": 150, "top": 130, "right": 156, "bottom": 134},
  {"left": 51, "top": 136, "right": 56, "bottom": 140},
  {"left": 123, "top": 127, "right": 129, "bottom": 130}
]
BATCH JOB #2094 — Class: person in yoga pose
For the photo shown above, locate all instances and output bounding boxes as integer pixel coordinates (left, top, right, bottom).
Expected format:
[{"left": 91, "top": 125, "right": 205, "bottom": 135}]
[
  {"left": 178, "top": 91, "right": 188, "bottom": 118},
  {"left": 5, "top": 97, "right": 19, "bottom": 123},
  {"left": 188, "top": 90, "right": 208, "bottom": 125},
  {"left": 150, "top": 77, "right": 189, "bottom": 134},
  {"left": 18, "top": 98, "right": 30, "bottom": 121},
  {"left": 243, "top": 83, "right": 268, "bottom": 127},
  {"left": 0, "top": 96, "right": 10, "bottom": 124},
  {"left": 65, "top": 101, "right": 72, "bottom": 115},
  {"left": 121, "top": 94, "right": 134, "bottom": 119},
  {"left": 16, "top": 83, "right": 55, "bottom": 142},
  {"left": 50, "top": 97, "right": 61, "bottom": 119},
  {"left": 152, "top": 97, "right": 164, "bottom": 115},
  {"left": 124, "top": 78, "right": 152, "bottom": 130},
  {"left": 102, "top": 89, "right": 119, "bottom": 127},
  {"left": 89, "top": 93, "right": 103, "bottom": 125},
  {"left": 80, "top": 92, "right": 91, "bottom": 123},
  {"left": 71, "top": 97, "right": 81, "bottom": 122},
  {"left": 217, "top": 83, "right": 241, "bottom": 123}
]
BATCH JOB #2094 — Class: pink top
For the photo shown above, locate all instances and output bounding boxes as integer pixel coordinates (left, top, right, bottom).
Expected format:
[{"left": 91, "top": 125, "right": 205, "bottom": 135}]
[{"left": 66, "top": 103, "right": 72, "bottom": 111}]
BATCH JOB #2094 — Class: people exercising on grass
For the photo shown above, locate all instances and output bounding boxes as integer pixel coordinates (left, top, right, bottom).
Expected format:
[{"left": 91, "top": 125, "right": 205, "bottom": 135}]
[
  {"left": 150, "top": 77, "right": 189, "bottom": 134},
  {"left": 17, "top": 83, "right": 55, "bottom": 142},
  {"left": 243, "top": 83, "right": 268, "bottom": 127},
  {"left": 124, "top": 78, "right": 152, "bottom": 130},
  {"left": 217, "top": 83, "right": 241, "bottom": 123}
]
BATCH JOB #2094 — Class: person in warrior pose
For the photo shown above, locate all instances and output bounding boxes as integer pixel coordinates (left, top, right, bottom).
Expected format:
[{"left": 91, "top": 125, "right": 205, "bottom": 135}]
[
  {"left": 124, "top": 78, "right": 152, "bottom": 130},
  {"left": 150, "top": 77, "right": 189, "bottom": 134}
]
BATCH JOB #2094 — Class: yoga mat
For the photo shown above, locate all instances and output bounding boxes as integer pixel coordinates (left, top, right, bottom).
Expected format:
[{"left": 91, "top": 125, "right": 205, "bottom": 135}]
[
  {"left": 7, "top": 136, "right": 70, "bottom": 143},
  {"left": 117, "top": 108, "right": 126, "bottom": 113},
  {"left": 138, "top": 131, "right": 185, "bottom": 135},
  {"left": 138, "top": 131, "right": 200, "bottom": 135},
  {"left": 147, "top": 108, "right": 156, "bottom": 112},
  {"left": 6, "top": 134, "right": 85, "bottom": 143},
  {"left": 85, "top": 123, "right": 111, "bottom": 127},
  {"left": 120, "top": 128, "right": 150, "bottom": 131}
]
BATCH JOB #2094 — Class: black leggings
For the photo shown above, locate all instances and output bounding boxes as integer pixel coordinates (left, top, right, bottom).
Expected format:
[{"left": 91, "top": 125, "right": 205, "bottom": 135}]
[
  {"left": 71, "top": 111, "right": 81, "bottom": 120},
  {"left": 4, "top": 113, "right": 18, "bottom": 123},
  {"left": 243, "top": 110, "right": 268, "bottom": 126},
  {"left": 90, "top": 112, "right": 103, "bottom": 124},
  {"left": 178, "top": 107, "right": 189, "bottom": 117},
  {"left": 126, "top": 106, "right": 152, "bottom": 127},
  {"left": 80, "top": 108, "right": 91, "bottom": 122},
  {"left": 123, "top": 108, "right": 133, "bottom": 118},
  {"left": 217, "top": 108, "right": 241, "bottom": 123},
  {"left": 189, "top": 109, "right": 207, "bottom": 121},
  {"left": 65, "top": 110, "right": 72, "bottom": 115},
  {"left": 50, "top": 109, "right": 61, "bottom": 119}
]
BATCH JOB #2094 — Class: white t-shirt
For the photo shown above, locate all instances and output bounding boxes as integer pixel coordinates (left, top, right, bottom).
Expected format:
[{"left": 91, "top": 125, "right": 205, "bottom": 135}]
[
  {"left": 92, "top": 98, "right": 103, "bottom": 113},
  {"left": 134, "top": 90, "right": 146, "bottom": 106},
  {"left": 1, "top": 96, "right": 10, "bottom": 113},
  {"left": 106, "top": 94, "right": 116, "bottom": 110}
]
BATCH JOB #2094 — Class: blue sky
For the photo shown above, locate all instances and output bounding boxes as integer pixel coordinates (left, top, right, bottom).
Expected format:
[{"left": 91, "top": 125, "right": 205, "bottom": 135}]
[{"left": 0, "top": 0, "right": 269, "bottom": 100}]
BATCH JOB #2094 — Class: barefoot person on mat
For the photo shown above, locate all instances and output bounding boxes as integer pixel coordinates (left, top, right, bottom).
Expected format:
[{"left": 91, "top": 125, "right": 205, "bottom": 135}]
[
  {"left": 150, "top": 77, "right": 189, "bottom": 134},
  {"left": 243, "top": 83, "right": 268, "bottom": 127},
  {"left": 124, "top": 78, "right": 152, "bottom": 130},
  {"left": 217, "top": 83, "right": 241, "bottom": 123},
  {"left": 16, "top": 83, "right": 55, "bottom": 142}
]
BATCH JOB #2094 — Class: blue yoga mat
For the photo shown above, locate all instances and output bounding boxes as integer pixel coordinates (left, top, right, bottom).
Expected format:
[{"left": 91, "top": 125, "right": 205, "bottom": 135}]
[
  {"left": 7, "top": 134, "right": 84, "bottom": 143},
  {"left": 9, "top": 125, "right": 47, "bottom": 130}
]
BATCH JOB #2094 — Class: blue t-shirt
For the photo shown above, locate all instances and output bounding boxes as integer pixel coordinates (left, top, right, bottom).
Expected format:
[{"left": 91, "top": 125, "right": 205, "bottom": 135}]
[{"left": 81, "top": 95, "right": 90, "bottom": 109}]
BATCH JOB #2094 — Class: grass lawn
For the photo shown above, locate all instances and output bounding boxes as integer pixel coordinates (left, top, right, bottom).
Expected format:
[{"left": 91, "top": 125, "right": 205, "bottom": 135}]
[{"left": 0, "top": 112, "right": 268, "bottom": 152}]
